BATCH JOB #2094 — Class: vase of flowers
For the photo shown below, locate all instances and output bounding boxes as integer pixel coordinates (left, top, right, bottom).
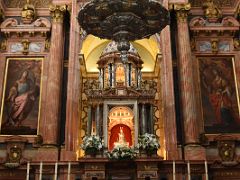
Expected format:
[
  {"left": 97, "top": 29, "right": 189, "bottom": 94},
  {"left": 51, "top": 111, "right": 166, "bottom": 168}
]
[
  {"left": 137, "top": 133, "right": 160, "bottom": 156},
  {"left": 81, "top": 135, "right": 103, "bottom": 157},
  {"left": 106, "top": 145, "right": 138, "bottom": 160}
]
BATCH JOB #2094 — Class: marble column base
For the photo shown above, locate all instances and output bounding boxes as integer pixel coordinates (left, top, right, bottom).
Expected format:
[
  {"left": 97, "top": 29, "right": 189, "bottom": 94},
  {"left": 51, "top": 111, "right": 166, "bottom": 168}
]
[
  {"left": 184, "top": 144, "right": 206, "bottom": 160},
  {"left": 33, "top": 147, "right": 59, "bottom": 161}
]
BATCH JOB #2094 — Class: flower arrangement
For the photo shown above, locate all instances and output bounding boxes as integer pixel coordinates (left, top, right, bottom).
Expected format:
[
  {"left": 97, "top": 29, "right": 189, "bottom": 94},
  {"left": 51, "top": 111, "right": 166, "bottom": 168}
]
[
  {"left": 137, "top": 133, "right": 160, "bottom": 155},
  {"left": 106, "top": 146, "right": 138, "bottom": 160},
  {"left": 81, "top": 135, "right": 103, "bottom": 155}
]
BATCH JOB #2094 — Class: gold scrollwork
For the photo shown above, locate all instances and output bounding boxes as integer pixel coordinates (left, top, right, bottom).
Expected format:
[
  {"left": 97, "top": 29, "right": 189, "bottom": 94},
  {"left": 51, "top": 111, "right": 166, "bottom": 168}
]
[
  {"left": 202, "top": 0, "right": 222, "bottom": 20},
  {"left": 44, "top": 38, "right": 51, "bottom": 51},
  {"left": 0, "top": 39, "right": 7, "bottom": 51},
  {"left": 233, "top": 39, "right": 240, "bottom": 50},
  {"left": 174, "top": 3, "right": 191, "bottom": 23},
  {"left": 49, "top": 4, "right": 67, "bottom": 23},
  {"left": 21, "top": 0, "right": 36, "bottom": 24}
]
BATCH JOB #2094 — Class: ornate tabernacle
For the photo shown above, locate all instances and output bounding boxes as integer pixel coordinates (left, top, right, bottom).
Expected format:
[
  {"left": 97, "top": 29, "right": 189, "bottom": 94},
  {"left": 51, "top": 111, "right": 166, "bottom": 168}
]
[{"left": 85, "top": 41, "right": 156, "bottom": 152}]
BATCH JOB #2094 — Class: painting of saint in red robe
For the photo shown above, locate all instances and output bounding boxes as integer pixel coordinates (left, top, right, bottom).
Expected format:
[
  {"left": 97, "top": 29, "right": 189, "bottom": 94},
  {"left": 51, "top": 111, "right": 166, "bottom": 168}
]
[
  {"left": 0, "top": 58, "right": 42, "bottom": 135},
  {"left": 199, "top": 57, "right": 240, "bottom": 133}
]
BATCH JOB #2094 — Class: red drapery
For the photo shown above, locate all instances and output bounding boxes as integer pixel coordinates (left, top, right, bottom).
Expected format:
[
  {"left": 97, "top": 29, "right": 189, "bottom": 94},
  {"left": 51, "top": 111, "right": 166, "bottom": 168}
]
[{"left": 109, "top": 124, "right": 132, "bottom": 150}]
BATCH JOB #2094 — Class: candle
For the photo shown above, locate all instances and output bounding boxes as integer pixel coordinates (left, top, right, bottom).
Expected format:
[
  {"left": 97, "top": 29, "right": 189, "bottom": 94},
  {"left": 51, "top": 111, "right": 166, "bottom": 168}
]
[
  {"left": 187, "top": 161, "right": 191, "bottom": 180},
  {"left": 26, "top": 162, "right": 30, "bottom": 180},
  {"left": 67, "top": 162, "right": 71, "bottom": 180},
  {"left": 205, "top": 160, "right": 209, "bottom": 180},
  {"left": 39, "top": 162, "right": 43, "bottom": 180},
  {"left": 173, "top": 161, "right": 176, "bottom": 180},
  {"left": 54, "top": 162, "right": 58, "bottom": 180}
]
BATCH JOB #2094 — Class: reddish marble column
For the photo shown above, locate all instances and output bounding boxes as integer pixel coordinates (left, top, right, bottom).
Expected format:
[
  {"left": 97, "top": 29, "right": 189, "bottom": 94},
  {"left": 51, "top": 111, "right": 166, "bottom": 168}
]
[
  {"left": 159, "top": 0, "right": 179, "bottom": 160},
  {"left": 175, "top": 4, "right": 205, "bottom": 160},
  {"left": 62, "top": 0, "right": 81, "bottom": 161},
  {"left": 44, "top": 5, "right": 66, "bottom": 145}
]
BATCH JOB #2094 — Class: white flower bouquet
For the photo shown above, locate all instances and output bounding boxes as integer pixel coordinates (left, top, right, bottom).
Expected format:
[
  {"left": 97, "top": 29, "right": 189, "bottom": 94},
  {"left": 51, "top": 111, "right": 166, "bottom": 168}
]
[
  {"left": 137, "top": 133, "right": 160, "bottom": 155},
  {"left": 81, "top": 135, "right": 103, "bottom": 155},
  {"left": 106, "top": 145, "right": 138, "bottom": 160}
]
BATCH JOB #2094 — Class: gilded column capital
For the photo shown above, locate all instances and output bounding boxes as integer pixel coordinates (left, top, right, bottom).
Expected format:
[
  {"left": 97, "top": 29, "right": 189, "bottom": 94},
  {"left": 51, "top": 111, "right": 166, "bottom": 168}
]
[
  {"left": 174, "top": 3, "right": 191, "bottom": 23},
  {"left": 49, "top": 4, "right": 67, "bottom": 23}
]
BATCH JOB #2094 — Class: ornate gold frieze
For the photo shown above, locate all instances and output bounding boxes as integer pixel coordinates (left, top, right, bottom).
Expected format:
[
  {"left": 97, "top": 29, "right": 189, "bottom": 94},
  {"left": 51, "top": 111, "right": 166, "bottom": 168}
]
[
  {"left": 190, "top": 0, "right": 235, "bottom": 7},
  {"left": 21, "top": 0, "right": 36, "bottom": 24},
  {"left": 173, "top": 3, "right": 191, "bottom": 23},
  {"left": 202, "top": 0, "right": 222, "bottom": 21},
  {"left": 3, "top": 0, "right": 52, "bottom": 8},
  {"left": 49, "top": 4, "right": 67, "bottom": 23}
]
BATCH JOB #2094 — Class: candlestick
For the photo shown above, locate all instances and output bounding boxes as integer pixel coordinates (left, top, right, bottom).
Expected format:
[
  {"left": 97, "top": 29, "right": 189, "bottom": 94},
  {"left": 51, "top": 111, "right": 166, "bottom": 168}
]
[
  {"left": 54, "top": 162, "right": 58, "bottom": 180},
  {"left": 173, "top": 161, "right": 176, "bottom": 180},
  {"left": 39, "top": 162, "right": 42, "bottom": 180},
  {"left": 187, "top": 161, "right": 191, "bottom": 180},
  {"left": 26, "top": 162, "right": 30, "bottom": 180},
  {"left": 67, "top": 162, "right": 71, "bottom": 180},
  {"left": 205, "top": 160, "right": 209, "bottom": 180}
]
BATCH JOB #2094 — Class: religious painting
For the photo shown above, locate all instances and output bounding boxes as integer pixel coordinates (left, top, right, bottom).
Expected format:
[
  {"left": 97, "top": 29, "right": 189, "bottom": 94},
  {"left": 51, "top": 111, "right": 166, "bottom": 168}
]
[
  {"left": 198, "top": 57, "right": 240, "bottom": 133},
  {"left": 0, "top": 58, "right": 43, "bottom": 135}
]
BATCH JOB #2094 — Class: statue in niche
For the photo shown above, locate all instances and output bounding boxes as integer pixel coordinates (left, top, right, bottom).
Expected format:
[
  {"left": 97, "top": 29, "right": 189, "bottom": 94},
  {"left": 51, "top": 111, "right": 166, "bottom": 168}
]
[{"left": 114, "top": 127, "right": 129, "bottom": 148}]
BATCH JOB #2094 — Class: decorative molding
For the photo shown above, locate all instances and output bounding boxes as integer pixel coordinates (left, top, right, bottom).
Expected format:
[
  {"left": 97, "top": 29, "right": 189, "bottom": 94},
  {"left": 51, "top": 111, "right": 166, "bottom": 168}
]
[
  {"left": 189, "top": 16, "right": 239, "bottom": 36},
  {"left": 0, "top": 136, "right": 29, "bottom": 168},
  {"left": 218, "top": 140, "right": 235, "bottom": 162},
  {"left": 1, "top": 17, "right": 51, "bottom": 38},
  {"left": 49, "top": 4, "right": 66, "bottom": 23},
  {"left": 190, "top": 0, "right": 235, "bottom": 8},
  {"left": 3, "top": 0, "right": 52, "bottom": 8}
]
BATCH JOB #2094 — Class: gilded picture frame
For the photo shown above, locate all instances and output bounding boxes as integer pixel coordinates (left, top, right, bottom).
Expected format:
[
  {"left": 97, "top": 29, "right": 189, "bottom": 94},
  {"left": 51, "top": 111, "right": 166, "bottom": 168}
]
[
  {"left": 0, "top": 57, "right": 43, "bottom": 135},
  {"left": 198, "top": 57, "right": 240, "bottom": 133}
]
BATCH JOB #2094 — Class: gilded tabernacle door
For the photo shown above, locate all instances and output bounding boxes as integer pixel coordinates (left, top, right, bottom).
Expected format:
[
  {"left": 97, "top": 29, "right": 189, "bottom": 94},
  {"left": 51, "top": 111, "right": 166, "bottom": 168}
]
[
  {"left": 198, "top": 57, "right": 240, "bottom": 133},
  {"left": 0, "top": 58, "right": 43, "bottom": 135}
]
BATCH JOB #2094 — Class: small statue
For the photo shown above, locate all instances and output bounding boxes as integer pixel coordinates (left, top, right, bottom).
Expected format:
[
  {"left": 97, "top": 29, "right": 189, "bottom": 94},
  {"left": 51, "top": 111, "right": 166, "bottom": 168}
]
[
  {"left": 21, "top": 0, "right": 36, "bottom": 24},
  {"left": 114, "top": 127, "right": 129, "bottom": 148},
  {"left": 202, "top": 0, "right": 222, "bottom": 22}
]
